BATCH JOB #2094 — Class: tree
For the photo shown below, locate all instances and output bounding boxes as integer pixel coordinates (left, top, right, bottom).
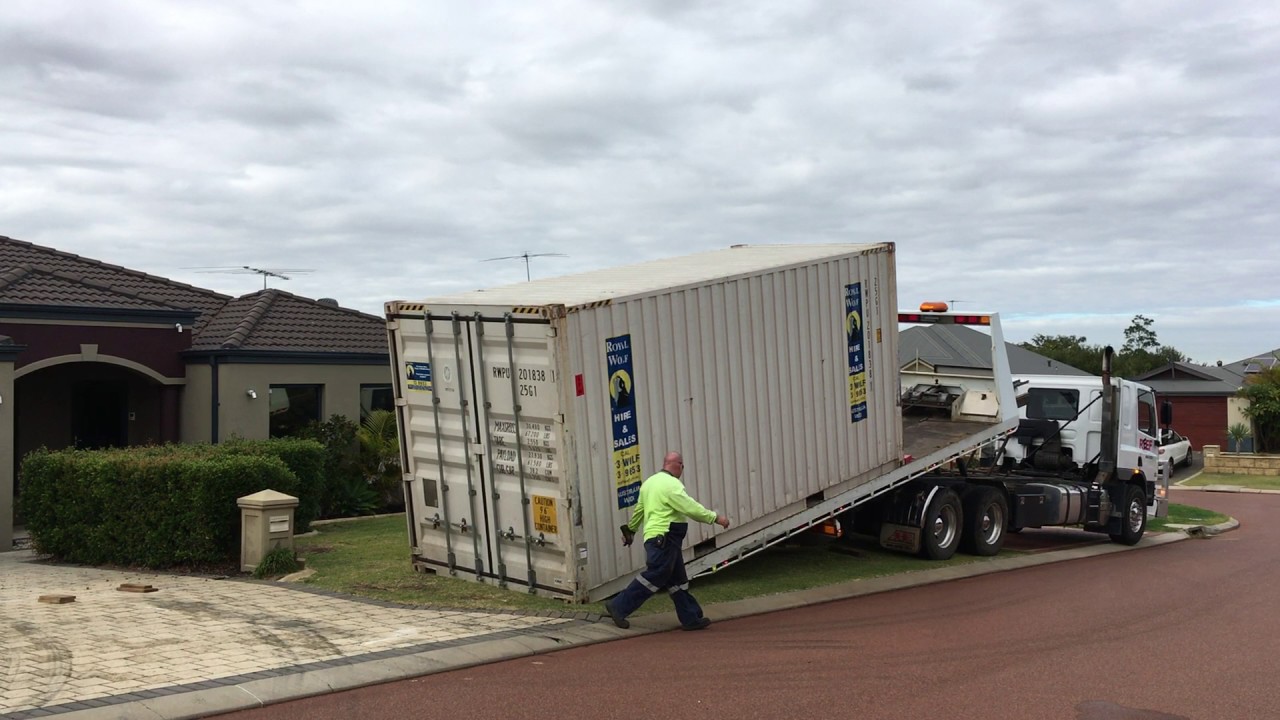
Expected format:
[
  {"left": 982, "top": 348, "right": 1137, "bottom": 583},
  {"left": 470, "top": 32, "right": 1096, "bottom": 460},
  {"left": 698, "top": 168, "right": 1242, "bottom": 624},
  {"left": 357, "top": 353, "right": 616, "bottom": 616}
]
[
  {"left": 1019, "top": 334, "right": 1104, "bottom": 375},
  {"left": 1239, "top": 366, "right": 1280, "bottom": 453},
  {"left": 1122, "top": 314, "right": 1159, "bottom": 353},
  {"left": 1019, "top": 316, "right": 1187, "bottom": 379},
  {"left": 1115, "top": 315, "right": 1187, "bottom": 378}
]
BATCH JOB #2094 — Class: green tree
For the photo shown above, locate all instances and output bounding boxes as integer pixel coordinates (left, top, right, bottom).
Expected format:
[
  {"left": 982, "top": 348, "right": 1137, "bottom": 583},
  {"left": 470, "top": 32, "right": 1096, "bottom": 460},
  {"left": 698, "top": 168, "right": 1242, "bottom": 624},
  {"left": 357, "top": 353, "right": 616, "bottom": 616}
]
[
  {"left": 1115, "top": 315, "right": 1187, "bottom": 377},
  {"left": 1019, "top": 334, "right": 1104, "bottom": 375},
  {"left": 1239, "top": 366, "right": 1280, "bottom": 453},
  {"left": 1122, "top": 314, "right": 1159, "bottom": 353},
  {"left": 1020, "top": 316, "right": 1187, "bottom": 379}
]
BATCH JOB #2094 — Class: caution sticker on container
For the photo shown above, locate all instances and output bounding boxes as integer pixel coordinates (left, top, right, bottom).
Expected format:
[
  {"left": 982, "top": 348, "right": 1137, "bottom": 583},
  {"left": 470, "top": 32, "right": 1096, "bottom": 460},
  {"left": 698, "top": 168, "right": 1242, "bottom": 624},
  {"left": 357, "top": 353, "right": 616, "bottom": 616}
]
[{"left": 532, "top": 494, "right": 559, "bottom": 535}]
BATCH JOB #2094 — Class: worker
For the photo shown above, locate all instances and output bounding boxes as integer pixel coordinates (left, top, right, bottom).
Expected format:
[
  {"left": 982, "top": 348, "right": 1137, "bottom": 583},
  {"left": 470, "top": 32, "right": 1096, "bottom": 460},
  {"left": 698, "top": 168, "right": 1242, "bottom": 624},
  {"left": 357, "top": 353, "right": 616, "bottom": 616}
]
[{"left": 604, "top": 451, "right": 730, "bottom": 631}]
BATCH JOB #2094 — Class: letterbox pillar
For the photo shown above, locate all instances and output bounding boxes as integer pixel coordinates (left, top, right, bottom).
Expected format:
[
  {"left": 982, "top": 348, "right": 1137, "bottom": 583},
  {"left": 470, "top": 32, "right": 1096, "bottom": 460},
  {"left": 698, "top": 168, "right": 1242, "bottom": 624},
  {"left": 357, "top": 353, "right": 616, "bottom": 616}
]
[{"left": 237, "top": 489, "right": 300, "bottom": 573}]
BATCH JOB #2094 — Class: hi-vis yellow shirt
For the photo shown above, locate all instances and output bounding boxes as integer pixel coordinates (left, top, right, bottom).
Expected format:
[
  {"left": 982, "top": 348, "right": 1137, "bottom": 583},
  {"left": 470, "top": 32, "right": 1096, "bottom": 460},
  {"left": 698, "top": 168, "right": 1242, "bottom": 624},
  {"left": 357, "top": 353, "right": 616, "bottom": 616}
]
[{"left": 626, "top": 471, "right": 718, "bottom": 541}]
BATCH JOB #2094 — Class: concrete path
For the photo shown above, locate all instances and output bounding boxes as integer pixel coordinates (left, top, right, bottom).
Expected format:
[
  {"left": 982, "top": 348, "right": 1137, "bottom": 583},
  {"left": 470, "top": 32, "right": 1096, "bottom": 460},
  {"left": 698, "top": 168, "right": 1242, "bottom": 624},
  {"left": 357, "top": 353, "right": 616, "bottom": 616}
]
[
  {"left": 0, "top": 553, "right": 601, "bottom": 719},
  {"left": 1, "top": 509, "right": 1237, "bottom": 720}
]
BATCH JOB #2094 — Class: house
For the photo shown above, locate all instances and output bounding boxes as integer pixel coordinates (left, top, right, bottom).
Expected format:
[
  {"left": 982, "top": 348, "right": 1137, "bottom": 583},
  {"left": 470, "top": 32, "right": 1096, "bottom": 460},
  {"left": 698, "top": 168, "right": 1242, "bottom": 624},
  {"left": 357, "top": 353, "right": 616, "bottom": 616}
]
[
  {"left": 0, "top": 236, "right": 392, "bottom": 551},
  {"left": 899, "top": 323, "right": 1091, "bottom": 394},
  {"left": 1137, "top": 352, "right": 1278, "bottom": 450}
]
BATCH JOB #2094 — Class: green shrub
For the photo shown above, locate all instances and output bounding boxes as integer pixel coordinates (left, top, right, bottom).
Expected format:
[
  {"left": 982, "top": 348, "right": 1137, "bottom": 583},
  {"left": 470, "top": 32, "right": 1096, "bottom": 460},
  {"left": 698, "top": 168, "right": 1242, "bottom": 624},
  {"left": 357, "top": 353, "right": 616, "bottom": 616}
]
[
  {"left": 298, "top": 415, "right": 365, "bottom": 519},
  {"left": 20, "top": 447, "right": 297, "bottom": 568},
  {"left": 252, "top": 545, "right": 302, "bottom": 579},
  {"left": 217, "top": 438, "right": 325, "bottom": 532}
]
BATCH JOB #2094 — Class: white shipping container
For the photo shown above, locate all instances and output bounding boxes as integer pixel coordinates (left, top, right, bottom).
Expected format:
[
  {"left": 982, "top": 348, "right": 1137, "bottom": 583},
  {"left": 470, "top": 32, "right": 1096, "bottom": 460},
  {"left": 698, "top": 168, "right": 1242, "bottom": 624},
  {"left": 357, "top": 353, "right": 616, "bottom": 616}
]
[{"left": 385, "top": 243, "right": 903, "bottom": 602}]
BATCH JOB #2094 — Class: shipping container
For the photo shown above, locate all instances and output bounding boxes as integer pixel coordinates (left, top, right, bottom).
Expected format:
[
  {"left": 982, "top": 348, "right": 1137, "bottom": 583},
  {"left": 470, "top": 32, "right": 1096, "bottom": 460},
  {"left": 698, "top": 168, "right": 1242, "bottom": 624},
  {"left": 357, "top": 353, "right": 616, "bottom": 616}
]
[{"left": 385, "top": 243, "right": 902, "bottom": 602}]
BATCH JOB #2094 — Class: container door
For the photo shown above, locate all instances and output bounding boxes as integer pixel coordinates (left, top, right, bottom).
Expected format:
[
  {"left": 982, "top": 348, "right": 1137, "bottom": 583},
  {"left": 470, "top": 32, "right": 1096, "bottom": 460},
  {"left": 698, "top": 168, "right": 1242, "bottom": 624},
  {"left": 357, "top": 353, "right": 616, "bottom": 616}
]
[
  {"left": 400, "top": 313, "right": 493, "bottom": 583},
  {"left": 468, "top": 314, "right": 573, "bottom": 597}
]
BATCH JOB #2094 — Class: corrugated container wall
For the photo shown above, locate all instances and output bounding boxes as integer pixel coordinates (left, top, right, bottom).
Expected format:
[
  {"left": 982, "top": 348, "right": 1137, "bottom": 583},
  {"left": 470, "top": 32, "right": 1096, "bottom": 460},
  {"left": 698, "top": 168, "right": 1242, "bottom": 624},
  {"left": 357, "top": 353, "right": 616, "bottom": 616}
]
[{"left": 385, "top": 244, "right": 902, "bottom": 603}]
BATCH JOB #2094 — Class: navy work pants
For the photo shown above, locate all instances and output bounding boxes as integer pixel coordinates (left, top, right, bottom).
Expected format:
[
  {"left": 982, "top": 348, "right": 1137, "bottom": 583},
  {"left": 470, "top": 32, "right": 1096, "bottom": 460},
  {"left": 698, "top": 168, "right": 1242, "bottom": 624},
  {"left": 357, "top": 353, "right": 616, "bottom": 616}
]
[{"left": 610, "top": 522, "right": 704, "bottom": 627}]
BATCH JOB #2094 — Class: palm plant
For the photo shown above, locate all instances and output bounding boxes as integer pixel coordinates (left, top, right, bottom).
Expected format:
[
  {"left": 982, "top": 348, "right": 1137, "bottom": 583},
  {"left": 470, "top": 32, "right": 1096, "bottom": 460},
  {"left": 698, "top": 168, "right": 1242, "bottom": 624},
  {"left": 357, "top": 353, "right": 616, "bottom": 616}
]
[
  {"left": 1227, "top": 422, "right": 1252, "bottom": 453},
  {"left": 358, "top": 410, "right": 401, "bottom": 506}
]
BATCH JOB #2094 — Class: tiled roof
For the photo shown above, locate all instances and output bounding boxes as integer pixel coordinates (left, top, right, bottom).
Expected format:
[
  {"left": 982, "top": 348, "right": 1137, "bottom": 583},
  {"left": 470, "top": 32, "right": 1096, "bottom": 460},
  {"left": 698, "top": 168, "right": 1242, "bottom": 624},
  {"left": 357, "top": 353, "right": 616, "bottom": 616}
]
[
  {"left": 191, "top": 289, "right": 387, "bottom": 354},
  {"left": 0, "top": 265, "right": 183, "bottom": 311},
  {"left": 1, "top": 235, "right": 229, "bottom": 331},
  {"left": 1, "top": 235, "right": 386, "bottom": 357}
]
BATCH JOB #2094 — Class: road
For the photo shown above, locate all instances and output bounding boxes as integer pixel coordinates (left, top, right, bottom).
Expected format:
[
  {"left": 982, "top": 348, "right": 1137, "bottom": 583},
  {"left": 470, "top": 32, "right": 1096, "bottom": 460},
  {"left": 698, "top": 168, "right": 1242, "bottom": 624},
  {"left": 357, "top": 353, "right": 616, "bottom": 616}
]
[{"left": 217, "top": 489, "right": 1278, "bottom": 720}]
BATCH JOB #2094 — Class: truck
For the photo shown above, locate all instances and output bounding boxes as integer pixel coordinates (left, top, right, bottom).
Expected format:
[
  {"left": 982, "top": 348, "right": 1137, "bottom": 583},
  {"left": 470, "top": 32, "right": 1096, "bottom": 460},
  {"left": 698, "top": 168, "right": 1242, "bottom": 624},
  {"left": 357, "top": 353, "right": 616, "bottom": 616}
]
[
  {"left": 384, "top": 243, "right": 1158, "bottom": 603},
  {"left": 1007, "top": 374, "right": 1170, "bottom": 518}
]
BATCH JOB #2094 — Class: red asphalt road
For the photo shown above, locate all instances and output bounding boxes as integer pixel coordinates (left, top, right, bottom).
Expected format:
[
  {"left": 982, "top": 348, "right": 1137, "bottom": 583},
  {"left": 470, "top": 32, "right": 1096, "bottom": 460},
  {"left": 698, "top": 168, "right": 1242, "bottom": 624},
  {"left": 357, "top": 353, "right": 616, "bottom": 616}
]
[{"left": 219, "top": 490, "right": 1280, "bottom": 720}]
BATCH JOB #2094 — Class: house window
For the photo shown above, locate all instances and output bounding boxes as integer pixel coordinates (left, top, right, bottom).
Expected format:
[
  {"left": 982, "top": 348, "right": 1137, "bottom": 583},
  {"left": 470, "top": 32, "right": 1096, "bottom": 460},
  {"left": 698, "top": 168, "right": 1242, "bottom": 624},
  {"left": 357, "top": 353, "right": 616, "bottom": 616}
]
[
  {"left": 360, "top": 383, "right": 394, "bottom": 422},
  {"left": 269, "top": 385, "right": 323, "bottom": 438},
  {"left": 1026, "top": 388, "right": 1080, "bottom": 421}
]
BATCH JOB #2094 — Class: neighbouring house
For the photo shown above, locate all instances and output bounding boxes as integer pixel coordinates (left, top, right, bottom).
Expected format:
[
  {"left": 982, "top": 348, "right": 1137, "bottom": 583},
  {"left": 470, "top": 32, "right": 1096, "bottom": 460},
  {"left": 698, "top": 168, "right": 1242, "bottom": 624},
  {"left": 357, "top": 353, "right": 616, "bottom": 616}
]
[
  {"left": 899, "top": 323, "right": 1091, "bottom": 395},
  {"left": 1137, "top": 352, "right": 1279, "bottom": 450},
  {"left": 0, "top": 235, "right": 393, "bottom": 551}
]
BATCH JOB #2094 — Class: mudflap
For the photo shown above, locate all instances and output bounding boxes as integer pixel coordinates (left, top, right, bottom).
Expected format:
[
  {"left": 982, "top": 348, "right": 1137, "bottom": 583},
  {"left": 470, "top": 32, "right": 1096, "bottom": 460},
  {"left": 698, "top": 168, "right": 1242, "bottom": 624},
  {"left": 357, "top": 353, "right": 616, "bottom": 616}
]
[{"left": 880, "top": 523, "right": 922, "bottom": 554}]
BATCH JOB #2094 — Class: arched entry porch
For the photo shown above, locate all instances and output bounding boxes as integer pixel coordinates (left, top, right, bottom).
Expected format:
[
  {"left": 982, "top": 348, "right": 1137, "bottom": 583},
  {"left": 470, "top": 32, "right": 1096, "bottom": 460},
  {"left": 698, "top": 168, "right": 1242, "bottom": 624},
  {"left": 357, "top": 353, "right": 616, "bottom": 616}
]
[{"left": 10, "top": 357, "right": 182, "bottom": 535}]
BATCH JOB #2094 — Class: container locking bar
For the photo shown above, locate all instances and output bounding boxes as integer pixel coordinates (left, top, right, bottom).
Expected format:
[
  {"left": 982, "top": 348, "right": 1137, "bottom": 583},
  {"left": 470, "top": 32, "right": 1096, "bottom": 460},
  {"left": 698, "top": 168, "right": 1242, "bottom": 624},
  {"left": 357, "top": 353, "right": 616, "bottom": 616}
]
[
  {"left": 505, "top": 314, "right": 538, "bottom": 593},
  {"left": 474, "top": 315, "right": 509, "bottom": 588},
  {"left": 423, "top": 313, "right": 457, "bottom": 574},
  {"left": 452, "top": 313, "right": 485, "bottom": 580}
]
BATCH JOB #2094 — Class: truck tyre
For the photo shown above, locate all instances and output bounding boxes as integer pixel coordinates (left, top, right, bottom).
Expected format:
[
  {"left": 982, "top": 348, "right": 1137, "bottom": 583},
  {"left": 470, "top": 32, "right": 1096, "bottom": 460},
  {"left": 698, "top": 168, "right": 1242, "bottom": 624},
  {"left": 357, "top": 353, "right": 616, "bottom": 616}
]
[
  {"left": 921, "top": 489, "right": 962, "bottom": 561},
  {"left": 961, "top": 486, "right": 1007, "bottom": 556},
  {"left": 1109, "top": 484, "right": 1146, "bottom": 546}
]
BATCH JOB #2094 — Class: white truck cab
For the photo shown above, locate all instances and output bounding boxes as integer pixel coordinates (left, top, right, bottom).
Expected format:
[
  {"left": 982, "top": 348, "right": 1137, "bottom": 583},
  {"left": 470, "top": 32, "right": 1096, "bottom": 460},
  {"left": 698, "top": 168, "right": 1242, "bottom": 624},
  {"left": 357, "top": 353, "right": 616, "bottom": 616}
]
[{"left": 1008, "top": 374, "right": 1168, "bottom": 517}]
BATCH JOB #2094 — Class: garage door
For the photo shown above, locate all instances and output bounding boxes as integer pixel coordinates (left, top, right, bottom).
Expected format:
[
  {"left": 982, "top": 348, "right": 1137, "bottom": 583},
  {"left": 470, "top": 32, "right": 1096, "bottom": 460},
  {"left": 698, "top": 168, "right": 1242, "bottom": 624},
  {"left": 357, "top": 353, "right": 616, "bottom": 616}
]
[{"left": 1169, "top": 397, "right": 1227, "bottom": 449}]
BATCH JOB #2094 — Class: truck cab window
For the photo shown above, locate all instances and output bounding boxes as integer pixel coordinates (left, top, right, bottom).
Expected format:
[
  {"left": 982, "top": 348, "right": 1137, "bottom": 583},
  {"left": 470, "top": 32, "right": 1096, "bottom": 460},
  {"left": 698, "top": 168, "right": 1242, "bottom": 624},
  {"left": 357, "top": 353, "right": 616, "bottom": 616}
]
[
  {"left": 1137, "top": 392, "right": 1157, "bottom": 436},
  {"left": 1026, "top": 388, "right": 1079, "bottom": 421}
]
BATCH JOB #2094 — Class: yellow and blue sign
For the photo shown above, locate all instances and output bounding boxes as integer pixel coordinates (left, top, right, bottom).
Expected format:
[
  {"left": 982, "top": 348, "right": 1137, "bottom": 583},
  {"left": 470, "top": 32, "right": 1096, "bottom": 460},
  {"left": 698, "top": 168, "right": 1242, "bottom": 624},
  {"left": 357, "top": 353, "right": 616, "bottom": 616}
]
[
  {"left": 845, "top": 283, "right": 868, "bottom": 423},
  {"left": 405, "top": 361, "right": 433, "bottom": 392},
  {"left": 607, "top": 334, "right": 643, "bottom": 508}
]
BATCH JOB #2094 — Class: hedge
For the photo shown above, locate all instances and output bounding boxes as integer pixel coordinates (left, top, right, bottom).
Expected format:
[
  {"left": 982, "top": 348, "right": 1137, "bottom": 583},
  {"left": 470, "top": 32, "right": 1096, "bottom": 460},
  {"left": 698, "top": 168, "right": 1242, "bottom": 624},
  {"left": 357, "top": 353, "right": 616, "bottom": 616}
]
[{"left": 19, "top": 439, "right": 324, "bottom": 568}]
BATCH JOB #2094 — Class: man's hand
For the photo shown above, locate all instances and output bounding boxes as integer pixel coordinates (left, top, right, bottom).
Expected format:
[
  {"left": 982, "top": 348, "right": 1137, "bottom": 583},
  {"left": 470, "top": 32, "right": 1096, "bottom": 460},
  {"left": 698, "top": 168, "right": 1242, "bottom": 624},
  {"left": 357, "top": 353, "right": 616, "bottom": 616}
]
[
  {"left": 715, "top": 514, "right": 730, "bottom": 529},
  {"left": 620, "top": 525, "right": 636, "bottom": 546}
]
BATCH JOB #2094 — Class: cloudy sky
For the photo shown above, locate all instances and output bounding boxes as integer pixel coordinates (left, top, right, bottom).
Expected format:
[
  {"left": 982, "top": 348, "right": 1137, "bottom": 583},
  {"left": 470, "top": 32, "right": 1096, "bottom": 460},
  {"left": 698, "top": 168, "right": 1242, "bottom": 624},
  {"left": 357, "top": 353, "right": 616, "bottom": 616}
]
[{"left": 2, "top": 1, "right": 1277, "bottom": 364}]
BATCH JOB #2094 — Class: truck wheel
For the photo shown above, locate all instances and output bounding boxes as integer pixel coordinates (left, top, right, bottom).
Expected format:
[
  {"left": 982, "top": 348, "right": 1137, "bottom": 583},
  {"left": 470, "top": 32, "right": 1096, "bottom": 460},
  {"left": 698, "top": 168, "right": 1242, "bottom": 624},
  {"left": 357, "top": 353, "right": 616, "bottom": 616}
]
[
  {"left": 921, "top": 489, "right": 962, "bottom": 561},
  {"left": 961, "top": 487, "right": 1007, "bottom": 556},
  {"left": 1109, "top": 484, "right": 1146, "bottom": 546}
]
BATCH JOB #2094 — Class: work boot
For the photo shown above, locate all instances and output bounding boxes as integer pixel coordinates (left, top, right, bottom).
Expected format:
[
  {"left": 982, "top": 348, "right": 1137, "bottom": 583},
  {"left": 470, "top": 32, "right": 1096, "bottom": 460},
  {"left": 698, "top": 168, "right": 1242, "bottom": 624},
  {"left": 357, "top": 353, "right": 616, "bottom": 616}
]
[
  {"left": 604, "top": 600, "right": 630, "bottom": 629},
  {"left": 681, "top": 617, "right": 712, "bottom": 631}
]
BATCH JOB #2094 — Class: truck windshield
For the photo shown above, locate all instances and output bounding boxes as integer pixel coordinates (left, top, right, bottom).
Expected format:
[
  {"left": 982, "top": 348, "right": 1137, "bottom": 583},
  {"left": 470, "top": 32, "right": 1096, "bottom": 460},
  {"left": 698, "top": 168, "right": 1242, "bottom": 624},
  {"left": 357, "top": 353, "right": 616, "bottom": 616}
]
[{"left": 1026, "top": 388, "right": 1080, "bottom": 421}]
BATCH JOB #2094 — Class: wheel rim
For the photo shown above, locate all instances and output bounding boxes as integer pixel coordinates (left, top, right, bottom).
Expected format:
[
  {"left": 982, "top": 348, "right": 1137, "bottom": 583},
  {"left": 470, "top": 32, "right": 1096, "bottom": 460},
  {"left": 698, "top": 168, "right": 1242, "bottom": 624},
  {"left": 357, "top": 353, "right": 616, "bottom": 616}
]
[
  {"left": 1127, "top": 499, "right": 1144, "bottom": 533},
  {"left": 933, "top": 505, "right": 958, "bottom": 548},
  {"left": 980, "top": 503, "right": 1004, "bottom": 545}
]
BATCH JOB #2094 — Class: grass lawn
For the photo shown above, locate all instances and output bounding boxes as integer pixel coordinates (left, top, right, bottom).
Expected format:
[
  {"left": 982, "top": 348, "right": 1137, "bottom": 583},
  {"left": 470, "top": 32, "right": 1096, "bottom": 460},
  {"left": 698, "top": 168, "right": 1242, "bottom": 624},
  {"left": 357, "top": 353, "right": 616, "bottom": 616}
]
[
  {"left": 295, "top": 515, "right": 1000, "bottom": 615},
  {"left": 1180, "top": 472, "right": 1280, "bottom": 492},
  {"left": 1148, "top": 503, "right": 1230, "bottom": 532},
  {"left": 297, "top": 501, "right": 1230, "bottom": 615}
]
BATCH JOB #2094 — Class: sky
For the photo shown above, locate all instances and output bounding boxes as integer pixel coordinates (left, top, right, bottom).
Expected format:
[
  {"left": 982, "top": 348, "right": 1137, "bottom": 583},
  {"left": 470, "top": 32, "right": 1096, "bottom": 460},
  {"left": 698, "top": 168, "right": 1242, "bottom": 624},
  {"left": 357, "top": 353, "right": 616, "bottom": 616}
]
[{"left": 2, "top": 1, "right": 1278, "bottom": 366}]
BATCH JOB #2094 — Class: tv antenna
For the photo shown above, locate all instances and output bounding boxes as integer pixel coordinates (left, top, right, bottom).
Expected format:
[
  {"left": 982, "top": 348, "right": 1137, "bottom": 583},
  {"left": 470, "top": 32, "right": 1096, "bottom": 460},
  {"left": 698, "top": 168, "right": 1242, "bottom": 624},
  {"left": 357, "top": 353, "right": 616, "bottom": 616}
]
[
  {"left": 482, "top": 252, "right": 567, "bottom": 282},
  {"left": 947, "top": 299, "right": 972, "bottom": 309},
  {"left": 186, "top": 266, "right": 315, "bottom": 289}
]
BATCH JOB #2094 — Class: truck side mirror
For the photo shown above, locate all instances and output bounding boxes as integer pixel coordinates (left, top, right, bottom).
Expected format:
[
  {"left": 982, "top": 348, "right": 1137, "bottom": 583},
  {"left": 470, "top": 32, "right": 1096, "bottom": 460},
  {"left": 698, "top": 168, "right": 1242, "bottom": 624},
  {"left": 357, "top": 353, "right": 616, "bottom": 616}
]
[{"left": 1160, "top": 400, "right": 1173, "bottom": 426}]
